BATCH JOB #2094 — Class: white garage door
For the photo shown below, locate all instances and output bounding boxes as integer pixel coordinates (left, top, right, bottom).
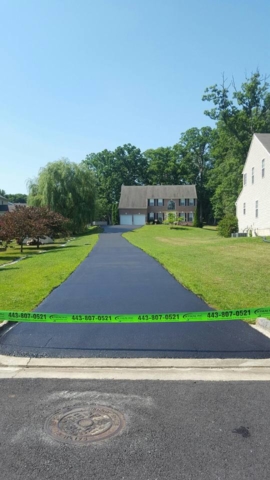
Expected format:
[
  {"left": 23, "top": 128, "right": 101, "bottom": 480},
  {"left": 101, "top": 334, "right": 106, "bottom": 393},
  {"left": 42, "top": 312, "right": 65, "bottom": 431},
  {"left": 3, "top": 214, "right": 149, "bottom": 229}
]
[
  {"left": 133, "top": 214, "right": 145, "bottom": 225},
  {"left": 120, "top": 215, "right": 133, "bottom": 225}
]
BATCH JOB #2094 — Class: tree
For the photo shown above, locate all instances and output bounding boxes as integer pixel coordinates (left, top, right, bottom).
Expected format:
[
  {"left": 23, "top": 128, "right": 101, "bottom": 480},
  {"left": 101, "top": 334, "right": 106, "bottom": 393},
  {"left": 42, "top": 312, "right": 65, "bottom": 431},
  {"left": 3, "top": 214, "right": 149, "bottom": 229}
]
[
  {"left": 84, "top": 144, "right": 148, "bottom": 223},
  {"left": 176, "top": 127, "right": 214, "bottom": 223},
  {"left": 0, "top": 206, "right": 69, "bottom": 252},
  {"left": 27, "top": 207, "right": 70, "bottom": 249},
  {"left": 193, "top": 206, "right": 202, "bottom": 228},
  {"left": 217, "top": 214, "right": 238, "bottom": 237},
  {"left": 144, "top": 147, "right": 183, "bottom": 185},
  {"left": 5, "top": 193, "right": 28, "bottom": 203},
  {"left": 27, "top": 159, "right": 96, "bottom": 233},
  {"left": 203, "top": 71, "right": 270, "bottom": 219},
  {"left": 111, "top": 203, "right": 119, "bottom": 225}
]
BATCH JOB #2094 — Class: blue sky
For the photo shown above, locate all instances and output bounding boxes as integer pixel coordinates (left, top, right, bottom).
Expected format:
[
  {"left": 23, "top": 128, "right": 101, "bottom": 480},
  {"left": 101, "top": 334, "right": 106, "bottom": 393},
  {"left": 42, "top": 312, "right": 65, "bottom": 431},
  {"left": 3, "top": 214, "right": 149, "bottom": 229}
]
[{"left": 1, "top": 0, "right": 270, "bottom": 194}]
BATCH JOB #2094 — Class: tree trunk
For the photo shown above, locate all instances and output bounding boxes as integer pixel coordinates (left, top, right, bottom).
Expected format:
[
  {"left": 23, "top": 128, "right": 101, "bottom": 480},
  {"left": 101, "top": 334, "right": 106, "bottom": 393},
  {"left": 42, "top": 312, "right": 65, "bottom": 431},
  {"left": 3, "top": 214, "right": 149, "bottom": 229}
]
[
  {"left": 199, "top": 171, "right": 203, "bottom": 224},
  {"left": 37, "top": 237, "right": 40, "bottom": 249}
]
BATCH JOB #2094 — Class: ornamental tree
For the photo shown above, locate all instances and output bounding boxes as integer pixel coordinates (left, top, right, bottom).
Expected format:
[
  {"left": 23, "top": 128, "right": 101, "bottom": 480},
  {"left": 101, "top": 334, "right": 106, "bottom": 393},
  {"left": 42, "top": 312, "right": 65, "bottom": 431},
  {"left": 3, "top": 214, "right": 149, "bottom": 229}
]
[{"left": 0, "top": 206, "right": 69, "bottom": 252}]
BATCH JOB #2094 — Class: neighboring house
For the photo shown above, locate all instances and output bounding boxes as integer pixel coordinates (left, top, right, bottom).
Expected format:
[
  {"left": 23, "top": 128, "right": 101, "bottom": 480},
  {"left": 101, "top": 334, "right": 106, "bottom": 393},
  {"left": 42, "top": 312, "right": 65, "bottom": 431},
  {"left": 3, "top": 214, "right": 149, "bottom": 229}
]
[
  {"left": 8, "top": 202, "right": 27, "bottom": 212},
  {"left": 236, "top": 133, "right": 270, "bottom": 236},
  {"left": 118, "top": 185, "right": 197, "bottom": 225},
  {"left": 0, "top": 197, "right": 27, "bottom": 216},
  {"left": 0, "top": 195, "right": 9, "bottom": 216}
]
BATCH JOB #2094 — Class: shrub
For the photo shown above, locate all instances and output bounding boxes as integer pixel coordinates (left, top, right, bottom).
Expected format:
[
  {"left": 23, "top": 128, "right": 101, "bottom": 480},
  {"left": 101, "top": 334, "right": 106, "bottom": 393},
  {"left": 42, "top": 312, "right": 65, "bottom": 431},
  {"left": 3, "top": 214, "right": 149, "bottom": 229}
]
[{"left": 217, "top": 215, "right": 238, "bottom": 238}]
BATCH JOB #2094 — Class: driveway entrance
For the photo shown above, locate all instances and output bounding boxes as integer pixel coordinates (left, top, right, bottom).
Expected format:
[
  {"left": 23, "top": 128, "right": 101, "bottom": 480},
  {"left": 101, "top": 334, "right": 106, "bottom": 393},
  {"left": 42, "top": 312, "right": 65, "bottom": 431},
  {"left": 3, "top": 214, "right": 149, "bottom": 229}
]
[{"left": 1, "top": 226, "right": 270, "bottom": 358}]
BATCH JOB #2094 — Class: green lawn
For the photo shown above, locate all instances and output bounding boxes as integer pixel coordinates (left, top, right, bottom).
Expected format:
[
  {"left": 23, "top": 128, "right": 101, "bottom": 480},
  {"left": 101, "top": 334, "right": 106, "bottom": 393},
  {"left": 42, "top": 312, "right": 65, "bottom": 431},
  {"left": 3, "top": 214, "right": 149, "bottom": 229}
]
[
  {"left": 0, "top": 228, "right": 99, "bottom": 312},
  {"left": 123, "top": 226, "right": 270, "bottom": 311}
]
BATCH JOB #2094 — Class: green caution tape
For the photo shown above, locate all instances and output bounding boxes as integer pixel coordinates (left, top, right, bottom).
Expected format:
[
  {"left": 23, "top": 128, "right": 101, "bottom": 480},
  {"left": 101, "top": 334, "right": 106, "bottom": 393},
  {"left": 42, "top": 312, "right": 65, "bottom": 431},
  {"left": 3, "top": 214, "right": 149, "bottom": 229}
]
[{"left": 0, "top": 307, "right": 269, "bottom": 324}]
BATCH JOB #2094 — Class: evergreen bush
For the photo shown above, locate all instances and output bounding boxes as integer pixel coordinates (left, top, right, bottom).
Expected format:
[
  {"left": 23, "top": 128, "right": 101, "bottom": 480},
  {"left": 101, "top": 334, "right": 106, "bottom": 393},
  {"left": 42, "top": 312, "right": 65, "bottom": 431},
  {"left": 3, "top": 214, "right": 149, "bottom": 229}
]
[
  {"left": 217, "top": 215, "right": 238, "bottom": 237},
  {"left": 193, "top": 206, "right": 203, "bottom": 228}
]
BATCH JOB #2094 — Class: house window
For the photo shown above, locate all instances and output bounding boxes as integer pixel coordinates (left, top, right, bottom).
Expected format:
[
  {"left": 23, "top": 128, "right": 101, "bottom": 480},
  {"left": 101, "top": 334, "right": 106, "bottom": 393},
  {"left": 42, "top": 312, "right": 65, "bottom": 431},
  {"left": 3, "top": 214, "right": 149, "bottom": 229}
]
[
  {"left": 188, "top": 212, "right": 193, "bottom": 222},
  {"left": 243, "top": 203, "right": 246, "bottom": 215},
  {"left": 262, "top": 159, "right": 265, "bottom": 178},
  {"left": 255, "top": 200, "right": 258, "bottom": 218},
  {"left": 148, "top": 198, "right": 154, "bottom": 206},
  {"left": 189, "top": 199, "right": 194, "bottom": 206},
  {"left": 158, "top": 212, "right": 164, "bottom": 222},
  {"left": 180, "top": 212, "right": 186, "bottom": 221},
  {"left": 243, "top": 173, "right": 247, "bottom": 186},
  {"left": 179, "top": 199, "right": 185, "bottom": 206},
  {"left": 167, "top": 200, "right": 175, "bottom": 210},
  {"left": 149, "top": 212, "right": 154, "bottom": 221},
  {"left": 157, "top": 199, "right": 163, "bottom": 206},
  {"left": 252, "top": 167, "right": 254, "bottom": 184}
]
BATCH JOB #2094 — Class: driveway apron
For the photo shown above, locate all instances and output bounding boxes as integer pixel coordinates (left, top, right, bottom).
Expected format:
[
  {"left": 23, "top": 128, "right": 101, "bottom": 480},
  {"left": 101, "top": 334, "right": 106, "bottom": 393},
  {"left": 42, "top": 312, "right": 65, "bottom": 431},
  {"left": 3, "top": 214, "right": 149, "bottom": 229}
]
[{"left": 1, "top": 226, "right": 270, "bottom": 358}]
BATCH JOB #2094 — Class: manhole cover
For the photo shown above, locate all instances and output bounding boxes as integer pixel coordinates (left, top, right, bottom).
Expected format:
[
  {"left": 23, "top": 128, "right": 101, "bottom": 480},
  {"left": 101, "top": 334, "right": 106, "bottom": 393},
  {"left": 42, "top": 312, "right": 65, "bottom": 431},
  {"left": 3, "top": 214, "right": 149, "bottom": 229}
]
[{"left": 45, "top": 405, "right": 125, "bottom": 445}]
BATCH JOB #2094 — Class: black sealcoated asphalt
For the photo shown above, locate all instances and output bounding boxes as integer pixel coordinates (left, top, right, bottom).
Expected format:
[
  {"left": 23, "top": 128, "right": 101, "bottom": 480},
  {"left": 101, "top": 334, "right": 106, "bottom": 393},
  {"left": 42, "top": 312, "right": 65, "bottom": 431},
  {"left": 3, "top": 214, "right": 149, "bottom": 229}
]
[{"left": 1, "top": 226, "right": 270, "bottom": 358}]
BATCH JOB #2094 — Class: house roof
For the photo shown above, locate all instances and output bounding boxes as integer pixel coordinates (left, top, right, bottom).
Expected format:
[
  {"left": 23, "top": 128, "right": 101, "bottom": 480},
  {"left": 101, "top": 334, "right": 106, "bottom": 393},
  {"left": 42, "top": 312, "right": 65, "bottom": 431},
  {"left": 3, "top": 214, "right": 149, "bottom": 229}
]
[
  {"left": 0, "top": 195, "right": 8, "bottom": 201},
  {"left": 241, "top": 133, "right": 270, "bottom": 174},
  {"left": 119, "top": 185, "right": 197, "bottom": 209},
  {"left": 254, "top": 133, "right": 270, "bottom": 154}
]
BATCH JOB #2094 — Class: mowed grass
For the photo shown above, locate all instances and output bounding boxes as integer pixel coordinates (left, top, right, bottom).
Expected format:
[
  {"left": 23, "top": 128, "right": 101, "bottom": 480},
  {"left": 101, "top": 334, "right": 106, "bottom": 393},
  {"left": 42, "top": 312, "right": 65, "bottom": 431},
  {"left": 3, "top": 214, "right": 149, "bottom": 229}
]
[
  {"left": 123, "top": 226, "right": 270, "bottom": 310},
  {"left": 0, "top": 229, "right": 99, "bottom": 312}
]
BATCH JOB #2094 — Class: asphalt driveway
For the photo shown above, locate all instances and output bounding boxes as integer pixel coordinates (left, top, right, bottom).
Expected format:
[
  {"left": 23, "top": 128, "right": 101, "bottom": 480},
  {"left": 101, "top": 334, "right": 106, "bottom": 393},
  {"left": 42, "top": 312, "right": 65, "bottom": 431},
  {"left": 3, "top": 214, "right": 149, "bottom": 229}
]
[{"left": 1, "top": 226, "right": 270, "bottom": 358}]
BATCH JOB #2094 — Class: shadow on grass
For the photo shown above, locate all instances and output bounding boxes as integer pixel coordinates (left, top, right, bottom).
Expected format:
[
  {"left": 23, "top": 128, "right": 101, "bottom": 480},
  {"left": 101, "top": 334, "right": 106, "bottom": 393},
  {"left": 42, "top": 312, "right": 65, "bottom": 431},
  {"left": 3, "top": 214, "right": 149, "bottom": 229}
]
[
  {"left": 40, "top": 245, "right": 81, "bottom": 253},
  {"left": 0, "top": 256, "right": 21, "bottom": 262},
  {"left": 21, "top": 244, "right": 82, "bottom": 255},
  {"left": 0, "top": 267, "right": 19, "bottom": 271},
  {"left": 169, "top": 226, "right": 189, "bottom": 231}
]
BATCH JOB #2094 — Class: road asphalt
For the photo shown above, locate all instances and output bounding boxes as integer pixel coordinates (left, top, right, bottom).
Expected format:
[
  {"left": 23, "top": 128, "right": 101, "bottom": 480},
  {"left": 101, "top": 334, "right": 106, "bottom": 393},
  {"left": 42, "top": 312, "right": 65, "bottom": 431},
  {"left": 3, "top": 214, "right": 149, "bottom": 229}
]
[
  {"left": 1, "top": 378, "right": 270, "bottom": 480},
  {"left": 1, "top": 226, "right": 270, "bottom": 358}
]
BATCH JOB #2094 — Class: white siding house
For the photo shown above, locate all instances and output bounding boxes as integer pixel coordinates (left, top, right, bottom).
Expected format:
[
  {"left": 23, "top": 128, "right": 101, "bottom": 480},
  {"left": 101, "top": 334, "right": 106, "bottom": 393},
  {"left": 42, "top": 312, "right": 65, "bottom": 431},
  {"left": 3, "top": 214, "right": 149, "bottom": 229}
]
[{"left": 236, "top": 133, "right": 270, "bottom": 236}]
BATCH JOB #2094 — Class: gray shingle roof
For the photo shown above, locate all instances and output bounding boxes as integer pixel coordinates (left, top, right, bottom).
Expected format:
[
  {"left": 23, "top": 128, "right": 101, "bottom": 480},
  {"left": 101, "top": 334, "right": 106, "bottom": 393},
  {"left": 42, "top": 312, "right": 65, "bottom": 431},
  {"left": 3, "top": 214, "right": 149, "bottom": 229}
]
[
  {"left": 119, "top": 185, "right": 197, "bottom": 208},
  {"left": 255, "top": 133, "right": 270, "bottom": 154}
]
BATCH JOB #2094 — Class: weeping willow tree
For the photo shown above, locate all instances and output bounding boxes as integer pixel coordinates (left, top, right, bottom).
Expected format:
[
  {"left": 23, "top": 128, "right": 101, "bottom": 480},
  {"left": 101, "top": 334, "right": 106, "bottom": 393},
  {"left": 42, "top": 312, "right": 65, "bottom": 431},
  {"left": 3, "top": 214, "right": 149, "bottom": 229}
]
[{"left": 27, "top": 158, "right": 96, "bottom": 233}]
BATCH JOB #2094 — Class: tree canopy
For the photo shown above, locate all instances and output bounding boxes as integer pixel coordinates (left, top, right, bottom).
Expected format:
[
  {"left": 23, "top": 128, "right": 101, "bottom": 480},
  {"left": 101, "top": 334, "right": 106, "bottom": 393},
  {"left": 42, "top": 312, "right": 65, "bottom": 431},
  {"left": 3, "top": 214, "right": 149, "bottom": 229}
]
[
  {"left": 3, "top": 70, "right": 268, "bottom": 227},
  {"left": 0, "top": 206, "right": 69, "bottom": 252},
  {"left": 0, "top": 191, "right": 27, "bottom": 203},
  {"left": 203, "top": 71, "right": 270, "bottom": 218},
  {"left": 27, "top": 158, "right": 96, "bottom": 233},
  {"left": 83, "top": 144, "right": 148, "bottom": 222}
]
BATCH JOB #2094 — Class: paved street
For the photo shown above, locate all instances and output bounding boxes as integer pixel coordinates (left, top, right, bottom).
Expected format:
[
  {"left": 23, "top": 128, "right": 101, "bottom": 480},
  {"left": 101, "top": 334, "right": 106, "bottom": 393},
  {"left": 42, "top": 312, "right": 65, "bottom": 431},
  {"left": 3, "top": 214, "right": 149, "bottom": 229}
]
[
  {"left": 1, "top": 226, "right": 270, "bottom": 358},
  {"left": 1, "top": 378, "right": 270, "bottom": 480}
]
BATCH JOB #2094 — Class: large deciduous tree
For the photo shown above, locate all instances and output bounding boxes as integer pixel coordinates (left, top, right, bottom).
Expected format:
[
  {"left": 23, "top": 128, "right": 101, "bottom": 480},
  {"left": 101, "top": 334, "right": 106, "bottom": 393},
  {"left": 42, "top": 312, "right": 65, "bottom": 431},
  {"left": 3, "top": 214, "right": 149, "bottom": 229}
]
[
  {"left": 83, "top": 144, "right": 148, "bottom": 223},
  {"left": 176, "top": 127, "right": 214, "bottom": 223},
  {"left": 144, "top": 147, "right": 183, "bottom": 185},
  {"left": 203, "top": 71, "right": 270, "bottom": 219},
  {"left": 27, "top": 159, "right": 96, "bottom": 233}
]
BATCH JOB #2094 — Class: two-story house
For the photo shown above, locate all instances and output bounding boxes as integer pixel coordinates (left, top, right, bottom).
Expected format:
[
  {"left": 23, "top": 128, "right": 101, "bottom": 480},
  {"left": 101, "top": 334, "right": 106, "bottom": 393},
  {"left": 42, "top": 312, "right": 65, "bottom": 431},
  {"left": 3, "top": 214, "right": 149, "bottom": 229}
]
[
  {"left": 236, "top": 133, "right": 270, "bottom": 236},
  {"left": 0, "top": 195, "right": 9, "bottom": 216},
  {"left": 118, "top": 185, "right": 197, "bottom": 225}
]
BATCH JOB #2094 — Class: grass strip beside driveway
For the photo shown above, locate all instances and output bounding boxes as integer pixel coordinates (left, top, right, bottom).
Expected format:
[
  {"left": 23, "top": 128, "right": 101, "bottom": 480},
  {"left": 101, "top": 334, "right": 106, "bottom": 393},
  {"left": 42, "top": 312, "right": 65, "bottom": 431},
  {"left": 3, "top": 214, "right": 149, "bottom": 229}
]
[
  {"left": 0, "top": 229, "right": 99, "bottom": 312},
  {"left": 123, "top": 226, "right": 270, "bottom": 311}
]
